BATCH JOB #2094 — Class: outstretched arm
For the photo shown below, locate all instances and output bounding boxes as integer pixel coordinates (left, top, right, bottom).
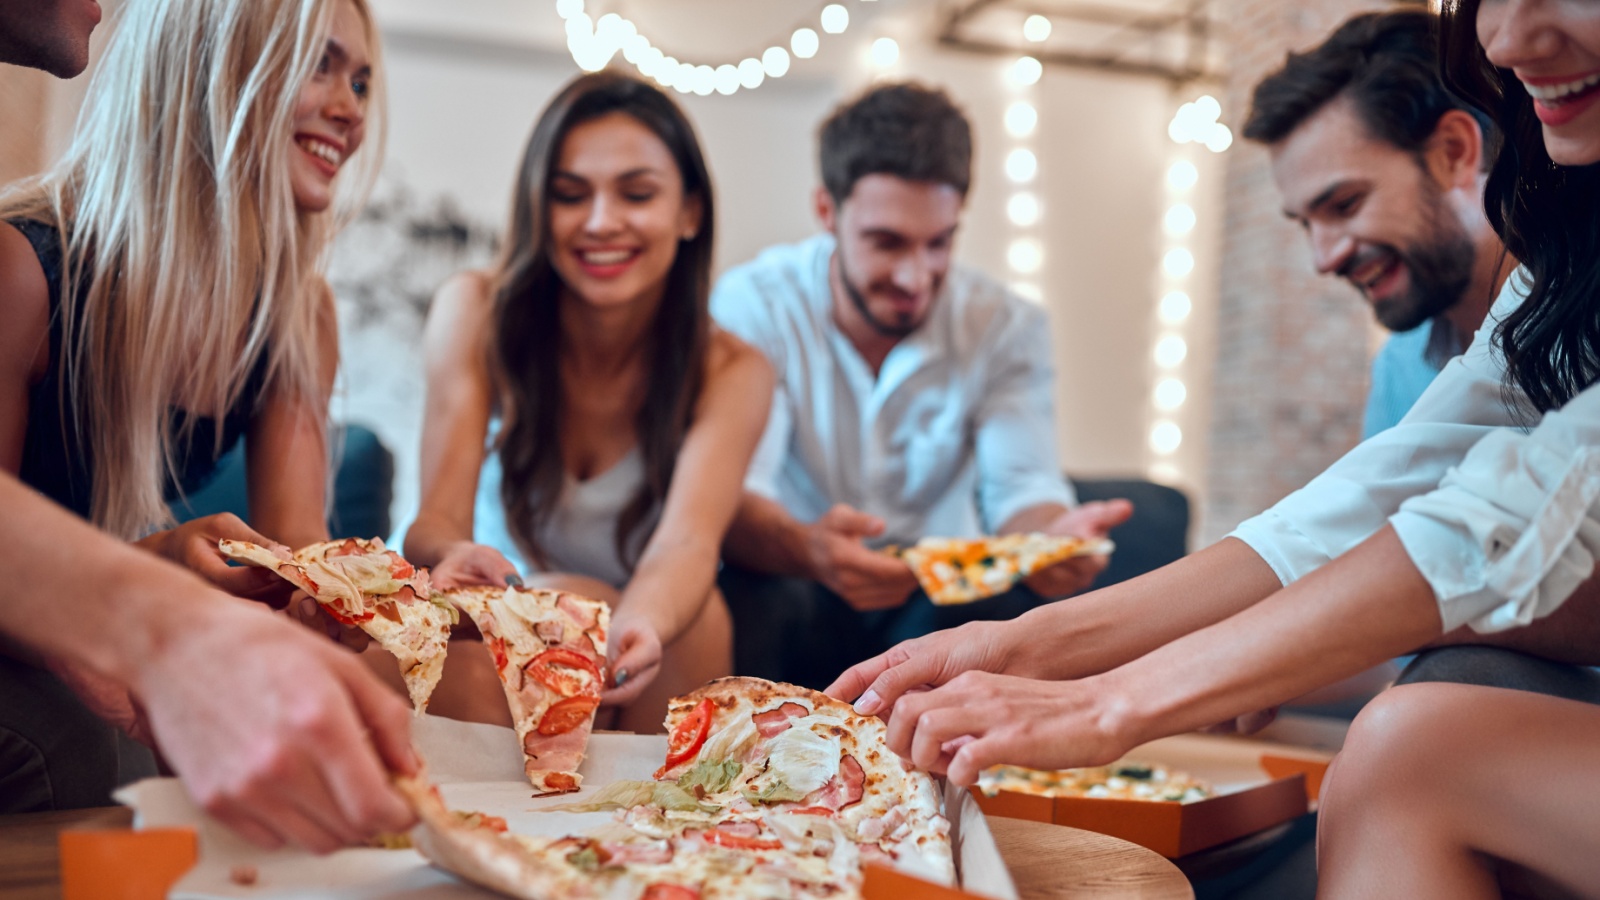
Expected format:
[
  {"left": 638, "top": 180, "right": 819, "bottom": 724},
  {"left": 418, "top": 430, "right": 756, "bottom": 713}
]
[{"left": 0, "top": 474, "right": 418, "bottom": 851}]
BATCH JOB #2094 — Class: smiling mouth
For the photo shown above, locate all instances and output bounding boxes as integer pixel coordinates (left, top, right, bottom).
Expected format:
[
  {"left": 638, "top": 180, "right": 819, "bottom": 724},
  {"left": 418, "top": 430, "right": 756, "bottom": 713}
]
[
  {"left": 1523, "top": 72, "right": 1600, "bottom": 106},
  {"left": 578, "top": 249, "right": 639, "bottom": 267},
  {"left": 296, "top": 136, "right": 344, "bottom": 169},
  {"left": 1343, "top": 251, "right": 1401, "bottom": 297}
]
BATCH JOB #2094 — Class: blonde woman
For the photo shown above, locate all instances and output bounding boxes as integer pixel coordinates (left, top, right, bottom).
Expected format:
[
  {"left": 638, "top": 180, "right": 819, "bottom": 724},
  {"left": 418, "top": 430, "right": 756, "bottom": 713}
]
[{"left": 0, "top": 0, "right": 411, "bottom": 841}]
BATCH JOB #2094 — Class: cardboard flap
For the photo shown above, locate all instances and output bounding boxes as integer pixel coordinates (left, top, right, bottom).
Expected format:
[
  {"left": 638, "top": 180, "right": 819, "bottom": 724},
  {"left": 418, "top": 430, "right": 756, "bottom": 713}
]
[{"left": 60, "top": 827, "right": 197, "bottom": 900}]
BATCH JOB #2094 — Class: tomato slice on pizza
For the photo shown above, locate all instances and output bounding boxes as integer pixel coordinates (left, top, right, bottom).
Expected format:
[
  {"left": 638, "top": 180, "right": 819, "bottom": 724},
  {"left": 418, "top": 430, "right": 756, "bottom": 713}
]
[
  {"left": 218, "top": 537, "right": 453, "bottom": 713},
  {"left": 893, "top": 533, "right": 1115, "bottom": 604},
  {"left": 443, "top": 585, "right": 609, "bottom": 795}
]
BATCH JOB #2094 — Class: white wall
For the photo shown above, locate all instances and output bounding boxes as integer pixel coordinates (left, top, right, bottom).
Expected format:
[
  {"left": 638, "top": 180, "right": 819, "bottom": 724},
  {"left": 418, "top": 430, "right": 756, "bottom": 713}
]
[{"left": 343, "top": 2, "right": 1216, "bottom": 532}]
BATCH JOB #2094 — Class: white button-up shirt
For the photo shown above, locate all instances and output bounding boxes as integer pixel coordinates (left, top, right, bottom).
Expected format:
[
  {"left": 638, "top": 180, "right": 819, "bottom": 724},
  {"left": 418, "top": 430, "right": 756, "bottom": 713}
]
[
  {"left": 711, "top": 234, "right": 1076, "bottom": 547},
  {"left": 1233, "top": 270, "right": 1600, "bottom": 632}
]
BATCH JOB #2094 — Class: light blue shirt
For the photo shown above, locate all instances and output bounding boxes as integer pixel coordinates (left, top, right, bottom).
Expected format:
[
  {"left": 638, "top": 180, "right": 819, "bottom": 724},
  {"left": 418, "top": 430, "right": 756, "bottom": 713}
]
[
  {"left": 710, "top": 234, "right": 1075, "bottom": 546},
  {"left": 1362, "top": 321, "right": 1447, "bottom": 439}
]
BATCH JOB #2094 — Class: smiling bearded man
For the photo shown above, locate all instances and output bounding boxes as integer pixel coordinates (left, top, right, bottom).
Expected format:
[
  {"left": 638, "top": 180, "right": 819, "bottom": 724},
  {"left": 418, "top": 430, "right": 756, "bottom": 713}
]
[{"left": 1245, "top": 9, "right": 1518, "bottom": 438}]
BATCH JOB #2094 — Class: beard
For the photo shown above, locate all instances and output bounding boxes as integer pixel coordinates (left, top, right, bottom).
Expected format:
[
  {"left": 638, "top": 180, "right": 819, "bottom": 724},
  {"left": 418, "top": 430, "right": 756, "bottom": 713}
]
[
  {"left": 837, "top": 255, "right": 925, "bottom": 339},
  {"left": 1343, "top": 184, "right": 1476, "bottom": 333}
]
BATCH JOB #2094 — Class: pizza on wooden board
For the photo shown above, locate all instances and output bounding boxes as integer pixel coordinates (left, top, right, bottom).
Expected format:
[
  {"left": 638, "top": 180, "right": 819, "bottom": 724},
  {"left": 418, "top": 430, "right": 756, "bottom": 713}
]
[
  {"left": 443, "top": 585, "right": 610, "bottom": 795},
  {"left": 218, "top": 537, "right": 453, "bottom": 712},
  {"left": 891, "top": 533, "right": 1115, "bottom": 604}
]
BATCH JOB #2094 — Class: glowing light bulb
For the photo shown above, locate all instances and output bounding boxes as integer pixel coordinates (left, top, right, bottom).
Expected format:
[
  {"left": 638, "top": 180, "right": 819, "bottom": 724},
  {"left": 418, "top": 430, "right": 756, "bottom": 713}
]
[
  {"left": 738, "top": 57, "right": 765, "bottom": 89},
  {"left": 1007, "top": 192, "right": 1041, "bottom": 227},
  {"left": 821, "top": 4, "right": 849, "bottom": 34},
  {"left": 1163, "top": 203, "right": 1197, "bottom": 236},
  {"left": 1163, "top": 248, "right": 1195, "bottom": 277},
  {"left": 1024, "top": 14, "right": 1052, "bottom": 42},
  {"left": 1150, "top": 421, "right": 1183, "bottom": 454},
  {"left": 714, "top": 64, "right": 740, "bottom": 95},
  {"left": 870, "top": 37, "right": 899, "bottom": 68},
  {"left": 763, "top": 46, "right": 791, "bottom": 77},
  {"left": 791, "top": 28, "right": 820, "bottom": 59},
  {"left": 1011, "top": 55, "right": 1043, "bottom": 87},
  {"left": 1159, "top": 291, "right": 1192, "bottom": 323},
  {"left": 1004, "top": 101, "right": 1037, "bottom": 137},
  {"left": 1154, "top": 378, "right": 1187, "bottom": 411},
  {"left": 1154, "top": 335, "right": 1188, "bottom": 368},
  {"left": 1166, "top": 160, "right": 1198, "bottom": 191},
  {"left": 1008, "top": 238, "right": 1044, "bottom": 274},
  {"left": 1005, "top": 148, "right": 1038, "bottom": 183}
]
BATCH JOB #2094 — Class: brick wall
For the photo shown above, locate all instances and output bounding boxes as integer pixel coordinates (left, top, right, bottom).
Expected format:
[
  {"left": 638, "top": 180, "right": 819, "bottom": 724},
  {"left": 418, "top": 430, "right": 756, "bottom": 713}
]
[{"left": 1199, "top": 0, "right": 1404, "bottom": 543}]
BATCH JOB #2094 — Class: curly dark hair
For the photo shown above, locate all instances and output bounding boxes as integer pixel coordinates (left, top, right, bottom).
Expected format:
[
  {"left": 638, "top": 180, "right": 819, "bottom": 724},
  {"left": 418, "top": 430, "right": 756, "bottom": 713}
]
[
  {"left": 819, "top": 82, "right": 972, "bottom": 204},
  {"left": 1441, "top": 0, "right": 1600, "bottom": 415}
]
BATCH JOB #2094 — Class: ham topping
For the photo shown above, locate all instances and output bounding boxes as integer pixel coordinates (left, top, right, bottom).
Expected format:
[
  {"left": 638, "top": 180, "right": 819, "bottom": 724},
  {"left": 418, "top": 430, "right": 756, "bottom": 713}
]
[
  {"left": 801, "top": 754, "right": 865, "bottom": 811},
  {"left": 753, "top": 702, "right": 810, "bottom": 739}
]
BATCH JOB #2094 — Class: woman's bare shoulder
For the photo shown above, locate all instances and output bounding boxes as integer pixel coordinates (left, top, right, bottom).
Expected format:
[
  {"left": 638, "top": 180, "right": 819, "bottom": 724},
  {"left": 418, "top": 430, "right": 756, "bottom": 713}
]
[{"left": 706, "top": 327, "right": 773, "bottom": 382}]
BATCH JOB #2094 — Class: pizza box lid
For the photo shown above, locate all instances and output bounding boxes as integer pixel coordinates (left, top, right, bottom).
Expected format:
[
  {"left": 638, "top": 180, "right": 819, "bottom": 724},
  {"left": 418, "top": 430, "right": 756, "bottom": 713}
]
[
  {"left": 970, "top": 732, "right": 1324, "bottom": 858},
  {"left": 108, "top": 714, "right": 1018, "bottom": 899}
]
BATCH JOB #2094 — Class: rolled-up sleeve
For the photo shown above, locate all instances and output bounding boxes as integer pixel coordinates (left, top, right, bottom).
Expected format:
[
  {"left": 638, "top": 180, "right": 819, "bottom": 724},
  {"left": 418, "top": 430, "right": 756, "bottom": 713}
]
[
  {"left": 974, "top": 303, "right": 1076, "bottom": 531},
  {"left": 1392, "top": 382, "right": 1600, "bottom": 633},
  {"left": 1231, "top": 271, "right": 1534, "bottom": 585}
]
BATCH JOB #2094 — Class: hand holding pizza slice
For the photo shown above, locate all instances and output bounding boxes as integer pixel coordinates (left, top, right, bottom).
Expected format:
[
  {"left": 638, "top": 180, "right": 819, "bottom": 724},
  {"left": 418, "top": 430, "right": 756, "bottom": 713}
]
[
  {"left": 892, "top": 533, "right": 1115, "bottom": 605},
  {"left": 218, "top": 537, "right": 454, "bottom": 714}
]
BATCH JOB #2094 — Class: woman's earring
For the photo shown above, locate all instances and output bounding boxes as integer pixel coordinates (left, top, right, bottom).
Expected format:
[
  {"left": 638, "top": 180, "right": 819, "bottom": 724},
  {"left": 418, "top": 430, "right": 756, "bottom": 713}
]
[{"left": 681, "top": 229, "right": 697, "bottom": 241}]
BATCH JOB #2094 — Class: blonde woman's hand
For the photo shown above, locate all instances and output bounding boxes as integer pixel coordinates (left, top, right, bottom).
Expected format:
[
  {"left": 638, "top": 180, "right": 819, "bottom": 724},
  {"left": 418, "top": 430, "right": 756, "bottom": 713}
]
[
  {"left": 136, "top": 513, "right": 295, "bottom": 606},
  {"left": 429, "top": 541, "right": 519, "bottom": 591},
  {"left": 601, "top": 612, "right": 662, "bottom": 708}
]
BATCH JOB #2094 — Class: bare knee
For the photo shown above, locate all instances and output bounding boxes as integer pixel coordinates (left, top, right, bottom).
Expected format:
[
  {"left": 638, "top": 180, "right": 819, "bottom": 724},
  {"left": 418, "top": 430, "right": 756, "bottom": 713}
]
[{"left": 1324, "top": 683, "right": 1471, "bottom": 819}]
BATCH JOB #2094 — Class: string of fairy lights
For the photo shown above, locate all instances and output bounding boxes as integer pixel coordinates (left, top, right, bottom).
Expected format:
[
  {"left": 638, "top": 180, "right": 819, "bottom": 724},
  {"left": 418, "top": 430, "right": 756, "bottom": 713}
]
[{"left": 557, "top": 0, "right": 891, "bottom": 96}]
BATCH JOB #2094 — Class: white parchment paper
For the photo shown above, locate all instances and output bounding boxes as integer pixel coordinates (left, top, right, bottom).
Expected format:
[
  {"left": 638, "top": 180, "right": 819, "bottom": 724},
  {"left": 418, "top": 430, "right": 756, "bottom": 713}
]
[{"left": 116, "top": 715, "right": 1016, "bottom": 899}]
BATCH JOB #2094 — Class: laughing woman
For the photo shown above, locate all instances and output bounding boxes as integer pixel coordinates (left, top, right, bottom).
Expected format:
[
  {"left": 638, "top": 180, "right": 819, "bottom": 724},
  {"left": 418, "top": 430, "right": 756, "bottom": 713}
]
[
  {"left": 0, "top": 0, "right": 388, "bottom": 816},
  {"left": 404, "top": 73, "right": 772, "bottom": 733}
]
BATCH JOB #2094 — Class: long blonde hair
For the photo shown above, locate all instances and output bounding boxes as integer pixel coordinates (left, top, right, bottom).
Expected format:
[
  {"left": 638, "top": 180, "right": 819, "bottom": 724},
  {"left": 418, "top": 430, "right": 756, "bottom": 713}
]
[{"left": 0, "top": 0, "right": 386, "bottom": 538}]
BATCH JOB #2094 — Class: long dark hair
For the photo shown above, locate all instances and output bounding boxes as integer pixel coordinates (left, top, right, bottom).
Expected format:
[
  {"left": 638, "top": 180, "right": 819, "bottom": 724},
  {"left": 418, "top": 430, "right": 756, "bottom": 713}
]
[
  {"left": 1441, "top": 0, "right": 1600, "bottom": 416},
  {"left": 488, "top": 71, "right": 715, "bottom": 570}
]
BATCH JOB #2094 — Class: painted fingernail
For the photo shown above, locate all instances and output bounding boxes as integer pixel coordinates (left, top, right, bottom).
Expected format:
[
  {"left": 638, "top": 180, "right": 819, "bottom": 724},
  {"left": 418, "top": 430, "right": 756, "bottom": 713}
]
[
  {"left": 504, "top": 574, "right": 524, "bottom": 588},
  {"left": 854, "top": 689, "right": 882, "bottom": 715},
  {"left": 614, "top": 669, "right": 629, "bottom": 687}
]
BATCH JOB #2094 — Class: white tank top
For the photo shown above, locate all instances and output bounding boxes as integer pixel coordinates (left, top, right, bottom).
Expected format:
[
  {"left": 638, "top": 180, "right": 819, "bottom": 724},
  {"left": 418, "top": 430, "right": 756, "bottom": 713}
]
[{"left": 473, "top": 446, "right": 658, "bottom": 589}]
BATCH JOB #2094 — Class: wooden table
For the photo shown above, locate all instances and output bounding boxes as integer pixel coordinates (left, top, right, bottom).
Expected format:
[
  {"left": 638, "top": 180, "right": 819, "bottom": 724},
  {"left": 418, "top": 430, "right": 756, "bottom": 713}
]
[{"left": 0, "top": 807, "right": 1192, "bottom": 900}]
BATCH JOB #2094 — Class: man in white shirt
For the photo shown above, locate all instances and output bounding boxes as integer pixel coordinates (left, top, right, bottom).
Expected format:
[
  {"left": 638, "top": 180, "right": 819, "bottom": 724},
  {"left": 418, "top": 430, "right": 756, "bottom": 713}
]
[
  {"left": 712, "top": 83, "right": 1129, "bottom": 688},
  {"left": 1242, "top": 10, "right": 1516, "bottom": 440}
]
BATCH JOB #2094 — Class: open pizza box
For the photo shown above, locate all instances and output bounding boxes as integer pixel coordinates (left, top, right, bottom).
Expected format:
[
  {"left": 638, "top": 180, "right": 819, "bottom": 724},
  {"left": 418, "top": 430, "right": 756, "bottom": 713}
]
[
  {"left": 970, "top": 731, "right": 1334, "bottom": 858},
  {"left": 109, "top": 714, "right": 1017, "bottom": 899}
]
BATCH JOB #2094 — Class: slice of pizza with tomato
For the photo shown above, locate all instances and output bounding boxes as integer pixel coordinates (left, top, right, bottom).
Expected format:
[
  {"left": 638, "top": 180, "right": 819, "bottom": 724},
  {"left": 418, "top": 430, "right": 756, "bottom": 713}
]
[
  {"left": 218, "top": 537, "right": 454, "bottom": 713},
  {"left": 893, "top": 533, "right": 1115, "bottom": 605},
  {"left": 443, "top": 585, "right": 609, "bottom": 795}
]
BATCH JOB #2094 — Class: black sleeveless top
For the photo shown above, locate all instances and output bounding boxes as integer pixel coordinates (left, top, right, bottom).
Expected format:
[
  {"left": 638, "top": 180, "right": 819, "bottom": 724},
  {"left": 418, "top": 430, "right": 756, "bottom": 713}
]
[{"left": 13, "top": 218, "right": 264, "bottom": 521}]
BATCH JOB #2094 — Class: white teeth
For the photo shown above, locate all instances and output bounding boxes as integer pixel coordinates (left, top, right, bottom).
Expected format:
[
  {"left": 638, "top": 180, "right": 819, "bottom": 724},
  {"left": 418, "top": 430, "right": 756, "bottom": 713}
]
[
  {"left": 1523, "top": 72, "right": 1600, "bottom": 103},
  {"left": 296, "top": 137, "right": 342, "bottom": 167},
  {"left": 582, "top": 249, "right": 633, "bottom": 265}
]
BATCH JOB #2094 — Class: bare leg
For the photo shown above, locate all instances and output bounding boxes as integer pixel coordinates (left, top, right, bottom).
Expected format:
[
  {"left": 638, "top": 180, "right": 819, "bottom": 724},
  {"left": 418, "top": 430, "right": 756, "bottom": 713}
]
[{"left": 1318, "top": 683, "right": 1600, "bottom": 900}]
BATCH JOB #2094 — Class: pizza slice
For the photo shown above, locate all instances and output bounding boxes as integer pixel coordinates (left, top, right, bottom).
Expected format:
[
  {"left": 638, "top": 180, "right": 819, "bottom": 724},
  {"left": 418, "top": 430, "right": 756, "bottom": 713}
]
[
  {"left": 442, "top": 585, "right": 609, "bottom": 795},
  {"left": 894, "top": 533, "right": 1115, "bottom": 605},
  {"left": 978, "top": 760, "right": 1212, "bottom": 802},
  {"left": 218, "top": 537, "right": 454, "bottom": 713}
]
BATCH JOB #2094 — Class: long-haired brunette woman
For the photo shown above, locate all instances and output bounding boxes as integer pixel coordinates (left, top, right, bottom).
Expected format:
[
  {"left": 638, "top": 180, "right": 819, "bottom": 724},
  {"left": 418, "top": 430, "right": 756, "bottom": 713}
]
[{"left": 404, "top": 72, "right": 772, "bottom": 733}]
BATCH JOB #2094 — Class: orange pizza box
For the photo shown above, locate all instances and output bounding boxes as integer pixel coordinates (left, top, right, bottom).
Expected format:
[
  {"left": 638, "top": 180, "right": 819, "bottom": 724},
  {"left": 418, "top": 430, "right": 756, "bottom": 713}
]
[
  {"left": 114, "top": 716, "right": 1019, "bottom": 899},
  {"left": 970, "top": 732, "right": 1322, "bottom": 858},
  {"left": 59, "top": 826, "right": 197, "bottom": 900}
]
